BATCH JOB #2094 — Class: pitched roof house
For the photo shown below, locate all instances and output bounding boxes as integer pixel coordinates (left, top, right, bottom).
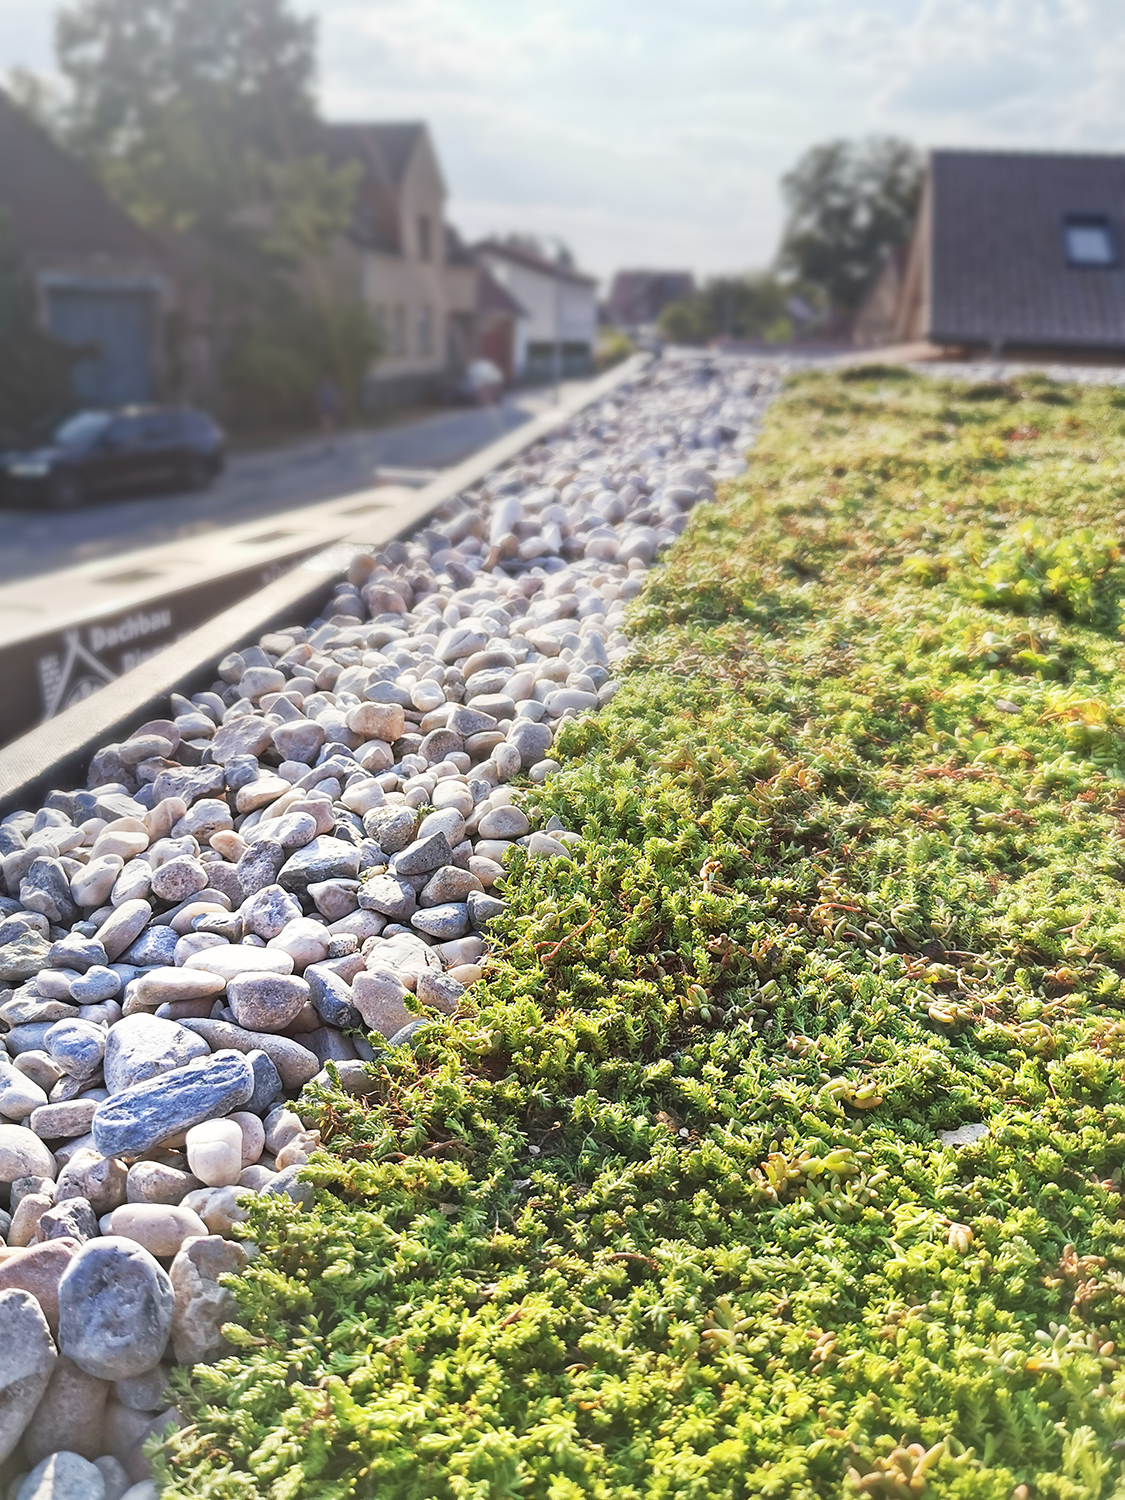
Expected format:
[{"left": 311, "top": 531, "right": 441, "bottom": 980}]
[
  {"left": 0, "top": 87, "right": 171, "bottom": 405},
  {"left": 606, "top": 270, "right": 694, "bottom": 330},
  {"left": 473, "top": 239, "right": 598, "bottom": 379},
  {"left": 323, "top": 121, "right": 478, "bottom": 404},
  {"left": 863, "top": 148, "right": 1125, "bottom": 357}
]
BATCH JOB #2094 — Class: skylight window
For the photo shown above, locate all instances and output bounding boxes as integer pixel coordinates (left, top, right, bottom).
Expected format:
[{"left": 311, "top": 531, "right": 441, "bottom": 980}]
[{"left": 1064, "top": 215, "right": 1117, "bottom": 267}]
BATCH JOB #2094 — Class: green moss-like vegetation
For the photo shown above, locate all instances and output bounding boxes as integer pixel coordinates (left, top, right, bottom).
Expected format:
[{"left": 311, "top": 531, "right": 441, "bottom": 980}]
[{"left": 162, "top": 370, "right": 1125, "bottom": 1499}]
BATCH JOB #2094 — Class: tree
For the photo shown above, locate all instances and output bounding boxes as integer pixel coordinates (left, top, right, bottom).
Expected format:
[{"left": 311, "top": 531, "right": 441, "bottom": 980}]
[
  {"left": 221, "top": 153, "right": 379, "bottom": 428},
  {"left": 28, "top": 0, "right": 380, "bottom": 427},
  {"left": 657, "top": 274, "right": 795, "bottom": 345},
  {"left": 53, "top": 0, "right": 319, "bottom": 234},
  {"left": 777, "top": 137, "right": 923, "bottom": 316}
]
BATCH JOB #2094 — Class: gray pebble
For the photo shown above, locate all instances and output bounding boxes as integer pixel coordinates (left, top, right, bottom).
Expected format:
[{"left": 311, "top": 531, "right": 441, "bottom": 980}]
[
  {"left": 45, "top": 934, "right": 108, "bottom": 974},
  {"left": 467, "top": 890, "right": 507, "bottom": 929},
  {"left": 278, "top": 836, "right": 360, "bottom": 894},
  {"left": 361, "top": 806, "right": 416, "bottom": 852},
  {"left": 359, "top": 873, "right": 416, "bottom": 920},
  {"left": 120, "top": 925, "right": 179, "bottom": 968},
  {"left": 303, "top": 965, "right": 361, "bottom": 1030},
  {"left": 68, "top": 966, "right": 121, "bottom": 1004},
  {"left": 38, "top": 1194, "right": 99, "bottom": 1242},
  {"left": 58, "top": 1237, "right": 174, "bottom": 1380},
  {"left": 226, "top": 973, "right": 310, "bottom": 1032},
  {"left": 410, "top": 903, "right": 470, "bottom": 940},
  {"left": 44, "top": 1021, "right": 105, "bottom": 1080},
  {"left": 0, "top": 1288, "right": 57, "bottom": 1464},
  {"left": 103, "top": 1014, "right": 211, "bottom": 1094},
  {"left": 31, "top": 1101, "right": 99, "bottom": 1142},
  {"left": 235, "top": 839, "right": 286, "bottom": 898},
  {"left": 390, "top": 832, "right": 453, "bottom": 877},
  {"left": 245, "top": 1049, "right": 283, "bottom": 1114},
  {"left": 260, "top": 1164, "right": 314, "bottom": 1209}
]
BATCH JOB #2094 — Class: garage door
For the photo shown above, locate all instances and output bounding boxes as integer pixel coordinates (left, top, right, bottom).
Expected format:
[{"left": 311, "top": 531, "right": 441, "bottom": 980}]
[{"left": 46, "top": 287, "right": 153, "bottom": 406}]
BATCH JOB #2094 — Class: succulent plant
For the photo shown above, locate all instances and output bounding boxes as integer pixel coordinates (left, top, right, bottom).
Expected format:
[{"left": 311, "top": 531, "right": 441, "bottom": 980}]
[{"left": 160, "top": 369, "right": 1125, "bottom": 1499}]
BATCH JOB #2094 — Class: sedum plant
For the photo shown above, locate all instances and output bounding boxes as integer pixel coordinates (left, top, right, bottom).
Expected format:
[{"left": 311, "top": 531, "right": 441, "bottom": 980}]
[{"left": 160, "top": 368, "right": 1125, "bottom": 1500}]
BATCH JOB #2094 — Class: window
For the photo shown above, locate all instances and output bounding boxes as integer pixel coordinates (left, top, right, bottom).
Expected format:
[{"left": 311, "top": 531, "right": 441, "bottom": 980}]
[
  {"left": 417, "top": 305, "right": 433, "bottom": 356},
  {"left": 1064, "top": 215, "right": 1117, "bottom": 267},
  {"left": 54, "top": 411, "right": 111, "bottom": 449},
  {"left": 417, "top": 214, "right": 432, "bottom": 261},
  {"left": 392, "top": 305, "right": 406, "bottom": 356}
]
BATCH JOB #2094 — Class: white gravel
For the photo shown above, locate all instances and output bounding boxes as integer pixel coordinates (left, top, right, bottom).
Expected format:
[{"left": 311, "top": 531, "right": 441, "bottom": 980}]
[{"left": 0, "top": 351, "right": 780, "bottom": 1486}]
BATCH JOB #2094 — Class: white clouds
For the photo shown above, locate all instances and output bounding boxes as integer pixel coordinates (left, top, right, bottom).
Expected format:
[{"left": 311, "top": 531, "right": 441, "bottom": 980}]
[{"left": 0, "top": 0, "right": 1120, "bottom": 282}]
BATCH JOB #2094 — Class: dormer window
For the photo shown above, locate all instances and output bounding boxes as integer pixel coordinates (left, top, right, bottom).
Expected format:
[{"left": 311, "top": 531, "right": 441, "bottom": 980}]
[
  {"left": 1064, "top": 214, "right": 1117, "bottom": 267},
  {"left": 417, "top": 214, "right": 432, "bottom": 261}
]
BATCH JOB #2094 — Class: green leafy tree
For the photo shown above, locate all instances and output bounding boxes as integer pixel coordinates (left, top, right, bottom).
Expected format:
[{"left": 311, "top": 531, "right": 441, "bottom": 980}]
[
  {"left": 777, "top": 136, "right": 923, "bottom": 315},
  {"left": 218, "top": 151, "right": 378, "bottom": 428},
  {"left": 0, "top": 209, "right": 79, "bottom": 442},
  {"left": 31, "top": 0, "right": 380, "bottom": 427},
  {"left": 657, "top": 274, "right": 795, "bottom": 345},
  {"left": 53, "top": 0, "right": 319, "bottom": 234}
]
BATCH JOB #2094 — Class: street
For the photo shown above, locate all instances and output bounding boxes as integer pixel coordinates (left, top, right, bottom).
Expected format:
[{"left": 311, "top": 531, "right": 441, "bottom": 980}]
[{"left": 0, "top": 388, "right": 577, "bottom": 587}]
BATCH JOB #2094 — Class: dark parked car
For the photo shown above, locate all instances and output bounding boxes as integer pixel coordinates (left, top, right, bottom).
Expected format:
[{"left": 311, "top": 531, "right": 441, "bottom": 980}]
[{"left": 0, "top": 405, "right": 226, "bottom": 510}]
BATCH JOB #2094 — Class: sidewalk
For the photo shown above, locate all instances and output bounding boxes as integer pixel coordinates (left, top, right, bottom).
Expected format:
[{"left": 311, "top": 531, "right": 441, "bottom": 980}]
[{"left": 0, "top": 381, "right": 591, "bottom": 588}]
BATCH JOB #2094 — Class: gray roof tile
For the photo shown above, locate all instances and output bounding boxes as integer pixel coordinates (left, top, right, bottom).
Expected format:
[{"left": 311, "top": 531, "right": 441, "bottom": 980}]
[{"left": 929, "top": 148, "right": 1125, "bottom": 348}]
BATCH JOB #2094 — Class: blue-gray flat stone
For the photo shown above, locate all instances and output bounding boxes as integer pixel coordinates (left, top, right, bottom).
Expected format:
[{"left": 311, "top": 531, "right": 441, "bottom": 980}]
[
  {"left": 121, "top": 924, "right": 179, "bottom": 967},
  {"left": 45, "top": 934, "right": 107, "bottom": 974},
  {"left": 390, "top": 832, "right": 452, "bottom": 877},
  {"left": 304, "top": 964, "right": 361, "bottom": 1030},
  {"left": 277, "top": 836, "right": 360, "bottom": 896},
  {"left": 410, "top": 903, "right": 469, "bottom": 940},
  {"left": 91, "top": 1050, "right": 254, "bottom": 1157},
  {"left": 246, "top": 1049, "right": 283, "bottom": 1114}
]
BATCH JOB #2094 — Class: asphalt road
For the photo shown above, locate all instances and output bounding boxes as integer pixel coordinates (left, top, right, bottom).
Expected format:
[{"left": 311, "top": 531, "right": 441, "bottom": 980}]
[{"left": 0, "top": 390, "right": 573, "bottom": 586}]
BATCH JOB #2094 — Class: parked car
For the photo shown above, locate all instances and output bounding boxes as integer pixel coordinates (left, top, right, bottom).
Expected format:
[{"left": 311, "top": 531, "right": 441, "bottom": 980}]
[{"left": 0, "top": 405, "right": 226, "bottom": 510}]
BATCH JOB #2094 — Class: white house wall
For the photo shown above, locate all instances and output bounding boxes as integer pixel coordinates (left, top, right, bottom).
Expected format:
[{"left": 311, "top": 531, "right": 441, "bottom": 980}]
[{"left": 479, "top": 253, "right": 597, "bottom": 373}]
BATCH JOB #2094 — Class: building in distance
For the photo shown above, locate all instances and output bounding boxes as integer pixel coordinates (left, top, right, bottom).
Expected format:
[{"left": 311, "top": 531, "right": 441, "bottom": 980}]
[
  {"left": 858, "top": 148, "right": 1125, "bottom": 361},
  {"left": 473, "top": 237, "right": 599, "bottom": 381},
  {"left": 0, "top": 86, "right": 171, "bottom": 407},
  {"left": 606, "top": 270, "right": 695, "bottom": 335}
]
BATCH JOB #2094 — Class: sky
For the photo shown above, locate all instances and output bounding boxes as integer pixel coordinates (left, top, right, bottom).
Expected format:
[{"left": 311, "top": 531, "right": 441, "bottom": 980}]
[{"left": 1, "top": 0, "right": 1124, "bottom": 286}]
